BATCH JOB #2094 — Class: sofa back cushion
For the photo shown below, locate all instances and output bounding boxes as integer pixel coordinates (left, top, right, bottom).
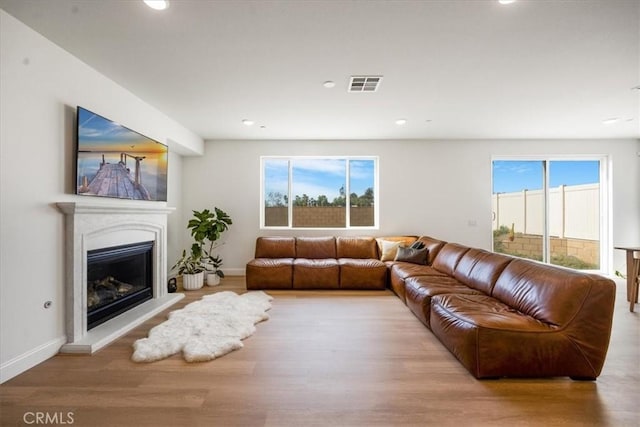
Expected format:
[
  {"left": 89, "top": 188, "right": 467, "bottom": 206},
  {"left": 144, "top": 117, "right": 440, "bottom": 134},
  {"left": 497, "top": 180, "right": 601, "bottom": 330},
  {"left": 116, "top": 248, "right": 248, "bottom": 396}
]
[
  {"left": 336, "top": 237, "right": 378, "bottom": 259},
  {"left": 415, "top": 236, "right": 447, "bottom": 265},
  {"left": 296, "top": 237, "right": 336, "bottom": 259},
  {"left": 432, "top": 243, "right": 470, "bottom": 275},
  {"left": 453, "top": 249, "right": 513, "bottom": 294},
  {"left": 255, "top": 237, "right": 296, "bottom": 258},
  {"left": 492, "top": 259, "right": 595, "bottom": 325}
]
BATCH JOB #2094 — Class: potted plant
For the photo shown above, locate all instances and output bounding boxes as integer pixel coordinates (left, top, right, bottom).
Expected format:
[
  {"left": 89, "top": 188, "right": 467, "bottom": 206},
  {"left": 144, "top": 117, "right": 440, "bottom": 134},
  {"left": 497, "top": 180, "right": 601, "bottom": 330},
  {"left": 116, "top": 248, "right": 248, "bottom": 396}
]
[
  {"left": 187, "top": 207, "right": 232, "bottom": 285},
  {"left": 204, "top": 254, "right": 224, "bottom": 286},
  {"left": 171, "top": 243, "right": 205, "bottom": 290}
]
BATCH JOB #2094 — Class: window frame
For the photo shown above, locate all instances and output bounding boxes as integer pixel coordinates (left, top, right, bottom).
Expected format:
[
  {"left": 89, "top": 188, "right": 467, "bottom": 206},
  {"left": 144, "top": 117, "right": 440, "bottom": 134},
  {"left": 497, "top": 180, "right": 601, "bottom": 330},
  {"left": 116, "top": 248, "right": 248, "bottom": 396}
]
[
  {"left": 260, "top": 155, "right": 379, "bottom": 230},
  {"left": 491, "top": 155, "right": 610, "bottom": 274}
]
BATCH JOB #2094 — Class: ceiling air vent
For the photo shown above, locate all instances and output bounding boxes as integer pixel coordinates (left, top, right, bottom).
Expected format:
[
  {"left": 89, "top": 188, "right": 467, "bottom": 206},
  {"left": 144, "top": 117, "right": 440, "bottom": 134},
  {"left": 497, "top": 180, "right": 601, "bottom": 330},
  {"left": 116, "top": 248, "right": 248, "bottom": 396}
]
[{"left": 348, "top": 75, "right": 382, "bottom": 92}]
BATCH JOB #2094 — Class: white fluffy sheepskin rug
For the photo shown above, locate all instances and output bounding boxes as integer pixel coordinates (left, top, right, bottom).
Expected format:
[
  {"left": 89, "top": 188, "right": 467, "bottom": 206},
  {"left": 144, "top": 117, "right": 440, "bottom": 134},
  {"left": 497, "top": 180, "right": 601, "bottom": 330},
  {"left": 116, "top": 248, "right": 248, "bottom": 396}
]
[{"left": 131, "top": 291, "right": 272, "bottom": 363}]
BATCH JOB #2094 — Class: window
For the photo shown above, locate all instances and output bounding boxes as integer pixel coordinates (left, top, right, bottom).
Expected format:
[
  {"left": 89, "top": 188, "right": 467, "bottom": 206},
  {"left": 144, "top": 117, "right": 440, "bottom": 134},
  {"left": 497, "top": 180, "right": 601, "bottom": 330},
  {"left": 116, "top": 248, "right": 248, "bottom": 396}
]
[
  {"left": 261, "top": 157, "right": 378, "bottom": 229},
  {"left": 492, "top": 157, "right": 607, "bottom": 271}
]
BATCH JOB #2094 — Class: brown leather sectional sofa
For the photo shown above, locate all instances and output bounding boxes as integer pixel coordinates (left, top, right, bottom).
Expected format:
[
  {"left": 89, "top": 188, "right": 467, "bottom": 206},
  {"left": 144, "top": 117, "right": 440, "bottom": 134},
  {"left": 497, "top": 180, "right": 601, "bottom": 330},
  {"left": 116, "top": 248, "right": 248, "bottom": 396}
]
[{"left": 246, "top": 235, "right": 616, "bottom": 380}]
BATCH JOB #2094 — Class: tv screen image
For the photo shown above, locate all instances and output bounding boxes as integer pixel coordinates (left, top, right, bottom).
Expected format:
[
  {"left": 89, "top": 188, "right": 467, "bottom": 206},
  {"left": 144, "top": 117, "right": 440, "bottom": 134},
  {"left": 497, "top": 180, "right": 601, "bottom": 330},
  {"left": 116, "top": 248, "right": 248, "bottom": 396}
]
[{"left": 76, "top": 107, "right": 168, "bottom": 201}]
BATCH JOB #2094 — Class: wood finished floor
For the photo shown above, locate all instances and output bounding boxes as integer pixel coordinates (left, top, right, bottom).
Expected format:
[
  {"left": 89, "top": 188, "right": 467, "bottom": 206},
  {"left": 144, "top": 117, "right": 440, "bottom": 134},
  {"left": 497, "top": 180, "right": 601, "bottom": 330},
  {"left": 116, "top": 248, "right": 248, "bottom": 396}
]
[{"left": 1, "top": 276, "right": 638, "bottom": 427}]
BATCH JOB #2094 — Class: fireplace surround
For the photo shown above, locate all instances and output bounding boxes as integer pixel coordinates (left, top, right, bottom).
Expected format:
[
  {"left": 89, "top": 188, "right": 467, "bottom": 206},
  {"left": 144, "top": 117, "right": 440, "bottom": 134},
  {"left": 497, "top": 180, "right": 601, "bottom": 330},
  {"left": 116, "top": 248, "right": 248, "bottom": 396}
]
[{"left": 57, "top": 202, "right": 184, "bottom": 353}]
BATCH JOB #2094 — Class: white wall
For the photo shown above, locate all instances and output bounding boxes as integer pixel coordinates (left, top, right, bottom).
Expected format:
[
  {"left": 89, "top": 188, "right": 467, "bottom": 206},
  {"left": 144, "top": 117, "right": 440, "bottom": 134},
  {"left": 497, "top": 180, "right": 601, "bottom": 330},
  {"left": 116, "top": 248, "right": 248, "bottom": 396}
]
[
  {"left": 182, "top": 139, "right": 639, "bottom": 276},
  {"left": 166, "top": 151, "right": 184, "bottom": 272},
  {"left": 0, "top": 11, "right": 202, "bottom": 383}
]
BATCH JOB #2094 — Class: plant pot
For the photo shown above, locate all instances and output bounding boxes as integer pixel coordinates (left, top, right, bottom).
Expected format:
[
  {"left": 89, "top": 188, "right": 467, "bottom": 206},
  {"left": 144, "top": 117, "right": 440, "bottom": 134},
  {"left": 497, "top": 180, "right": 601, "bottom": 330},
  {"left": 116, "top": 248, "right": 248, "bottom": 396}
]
[
  {"left": 182, "top": 272, "right": 204, "bottom": 290},
  {"left": 206, "top": 273, "right": 221, "bottom": 286}
]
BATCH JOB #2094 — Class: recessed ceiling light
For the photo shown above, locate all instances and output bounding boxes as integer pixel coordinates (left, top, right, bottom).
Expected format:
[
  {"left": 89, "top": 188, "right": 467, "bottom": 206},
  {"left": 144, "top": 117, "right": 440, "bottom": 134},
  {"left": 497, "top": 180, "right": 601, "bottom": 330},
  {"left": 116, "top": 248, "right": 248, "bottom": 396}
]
[
  {"left": 144, "top": 0, "right": 169, "bottom": 10},
  {"left": 602, "top": 118, "right": 619, "bottom": 125},
  {"left": 242, "top": 119, "right": 254, "bottom": 126},
  {"left": 498, "top": 0, "right": 516, "bottom": 4},
  {"left": 395, "top": 119, "right": 407, "bottom": 125},
  {"left": 323, "top": 81, "right": 336, "bottom": 88}
]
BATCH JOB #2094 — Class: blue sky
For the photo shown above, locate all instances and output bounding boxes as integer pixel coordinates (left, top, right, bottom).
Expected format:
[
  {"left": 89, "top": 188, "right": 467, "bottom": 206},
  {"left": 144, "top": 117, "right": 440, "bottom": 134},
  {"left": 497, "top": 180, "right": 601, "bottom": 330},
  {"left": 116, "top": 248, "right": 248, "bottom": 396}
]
[
  {"left": 77, "top": 107, "right": 165, "bottom": 152},
  {"left": 493, "top": 160, "right": 600, "bottom": 193},
  {"left": 264, "top": 158, "right": 375, "bottom": 201}
]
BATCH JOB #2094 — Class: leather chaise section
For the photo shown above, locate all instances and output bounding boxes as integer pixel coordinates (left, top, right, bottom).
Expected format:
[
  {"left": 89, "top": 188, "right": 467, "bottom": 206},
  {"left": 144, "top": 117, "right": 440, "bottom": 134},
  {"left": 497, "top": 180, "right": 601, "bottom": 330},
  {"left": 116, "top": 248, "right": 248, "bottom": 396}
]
[{"left": 430, "top": 293, "right": 595, "bottom": 379}]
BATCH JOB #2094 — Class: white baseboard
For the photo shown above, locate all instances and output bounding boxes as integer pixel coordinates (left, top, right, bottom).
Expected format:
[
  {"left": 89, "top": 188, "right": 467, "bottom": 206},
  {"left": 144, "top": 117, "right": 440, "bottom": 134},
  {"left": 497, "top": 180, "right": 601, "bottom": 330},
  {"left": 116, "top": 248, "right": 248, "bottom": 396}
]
[{"left": 0, "top": 336, "right": 66, "bottom": 384}]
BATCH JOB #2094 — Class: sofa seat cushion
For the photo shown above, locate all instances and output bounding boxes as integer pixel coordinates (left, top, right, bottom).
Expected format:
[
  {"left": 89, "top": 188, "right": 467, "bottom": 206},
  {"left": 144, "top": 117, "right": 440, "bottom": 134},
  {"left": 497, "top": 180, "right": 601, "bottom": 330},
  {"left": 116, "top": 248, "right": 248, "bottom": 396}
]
[
  {"left": 246, "top": 258, "right": 294, "bottom": 289},
  {"left": 389, "top": 263, "right": 446, "bottom": 303},
  {"left": 428, "top": 294, "right": 601, "bottom": 379},
  {"left": 404, "top": 276, "right": 484, "bottom": 327},
  {"left": 293, "top": 258, "right": 339, "bottom": 289},
  {"left": 338, "top": 258, "right": 387, "bottom": 289}
]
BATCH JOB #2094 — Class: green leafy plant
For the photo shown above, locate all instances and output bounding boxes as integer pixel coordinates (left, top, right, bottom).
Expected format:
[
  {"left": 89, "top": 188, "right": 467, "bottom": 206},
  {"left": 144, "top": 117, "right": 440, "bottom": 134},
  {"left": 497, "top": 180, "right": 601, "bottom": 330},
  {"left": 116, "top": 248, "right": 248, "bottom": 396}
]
[
  {"left": 493, "top": 225, "right": 511, "bottom": 253},
  {"left": 205, "top": 254, "right": 225, "bottom": 279},
  {"left": 187, "top": 207, "right": 233, "bottom": 277},
  {"left": 549, "top": 254, "right": 597, "bottom": 270},
  {"left": 171, "top": 243, "right": 205, "bottom": 275}
]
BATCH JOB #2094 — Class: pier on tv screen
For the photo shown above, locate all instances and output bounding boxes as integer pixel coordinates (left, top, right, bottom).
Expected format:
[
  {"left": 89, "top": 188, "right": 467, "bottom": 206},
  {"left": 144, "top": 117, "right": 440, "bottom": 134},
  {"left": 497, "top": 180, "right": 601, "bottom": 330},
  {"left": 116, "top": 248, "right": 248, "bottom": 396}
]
[{"left": 75, "top": 107, "right": 168, "bottom": 201}]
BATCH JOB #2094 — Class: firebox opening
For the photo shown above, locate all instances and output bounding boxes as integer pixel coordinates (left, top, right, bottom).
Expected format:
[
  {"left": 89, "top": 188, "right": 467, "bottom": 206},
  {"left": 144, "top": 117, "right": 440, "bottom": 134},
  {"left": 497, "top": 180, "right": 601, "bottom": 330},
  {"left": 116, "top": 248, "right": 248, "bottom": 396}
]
[{"left": 87, "top": 241, "right": 154, "bottom": 330}]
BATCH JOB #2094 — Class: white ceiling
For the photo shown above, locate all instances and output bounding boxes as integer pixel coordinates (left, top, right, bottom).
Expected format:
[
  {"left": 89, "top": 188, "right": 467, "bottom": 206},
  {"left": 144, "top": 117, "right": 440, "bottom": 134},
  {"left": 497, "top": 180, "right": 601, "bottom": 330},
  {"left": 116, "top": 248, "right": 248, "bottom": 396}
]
[{"left": 1, "top": 0, "right": 639, "bottom": 141}]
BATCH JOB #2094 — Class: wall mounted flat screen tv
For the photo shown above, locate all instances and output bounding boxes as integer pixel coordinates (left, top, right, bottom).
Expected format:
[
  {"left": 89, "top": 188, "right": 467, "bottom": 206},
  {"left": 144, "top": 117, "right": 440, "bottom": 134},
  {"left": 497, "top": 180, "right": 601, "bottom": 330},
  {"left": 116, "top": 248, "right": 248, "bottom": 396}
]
[{"left": 75, "top": 106, "right": 168, "bottom": 201}]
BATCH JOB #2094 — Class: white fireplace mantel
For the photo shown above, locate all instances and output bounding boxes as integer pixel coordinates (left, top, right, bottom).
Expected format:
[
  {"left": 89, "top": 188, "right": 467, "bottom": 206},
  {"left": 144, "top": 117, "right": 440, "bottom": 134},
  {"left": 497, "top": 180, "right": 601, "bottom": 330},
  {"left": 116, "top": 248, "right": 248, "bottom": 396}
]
[{"left": 57, "top": 201, "right": 183, "bottom": 353}]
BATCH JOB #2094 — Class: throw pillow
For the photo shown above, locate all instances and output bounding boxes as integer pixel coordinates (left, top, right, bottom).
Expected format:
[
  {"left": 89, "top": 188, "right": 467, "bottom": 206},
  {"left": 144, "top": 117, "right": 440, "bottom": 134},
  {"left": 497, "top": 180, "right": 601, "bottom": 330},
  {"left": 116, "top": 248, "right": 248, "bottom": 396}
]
[
  {"left": 395, "top": 246, "right": 428, "bottom": 265},
  {"left": 379, "top": 240, "right": 402, "bottom": 261},
  {"left": 410, "top": 240, "right": 426, "bottom": 250}
]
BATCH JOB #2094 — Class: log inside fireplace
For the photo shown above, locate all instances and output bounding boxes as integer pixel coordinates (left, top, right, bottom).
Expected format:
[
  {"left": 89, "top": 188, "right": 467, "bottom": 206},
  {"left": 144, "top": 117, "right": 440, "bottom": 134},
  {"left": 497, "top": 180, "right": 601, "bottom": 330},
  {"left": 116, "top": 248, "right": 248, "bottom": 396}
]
[{"left": 86, "top": 241, "right": 154, "bottom": 330}]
